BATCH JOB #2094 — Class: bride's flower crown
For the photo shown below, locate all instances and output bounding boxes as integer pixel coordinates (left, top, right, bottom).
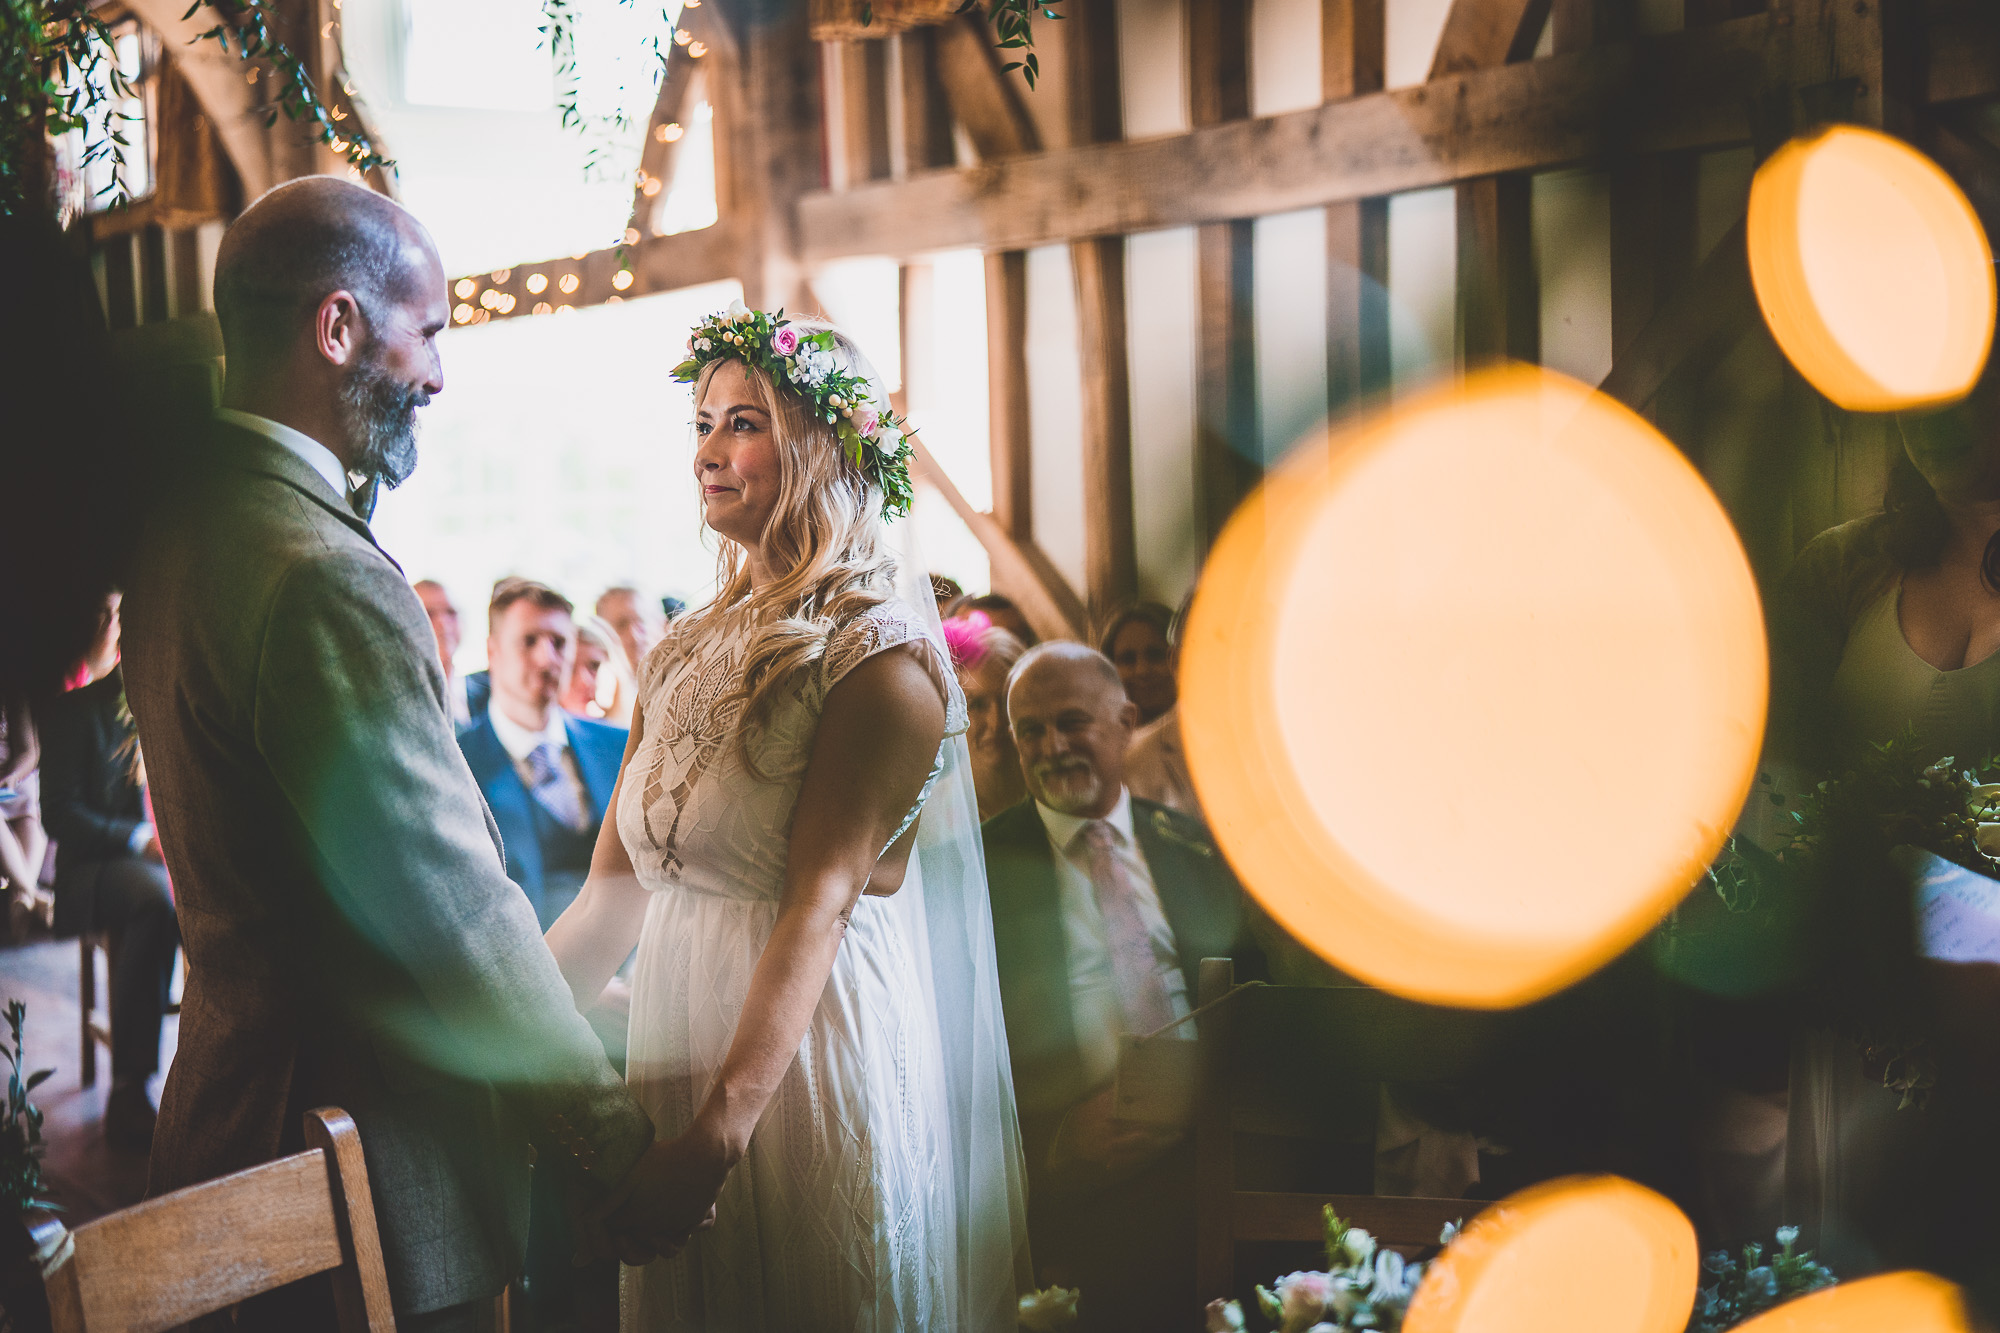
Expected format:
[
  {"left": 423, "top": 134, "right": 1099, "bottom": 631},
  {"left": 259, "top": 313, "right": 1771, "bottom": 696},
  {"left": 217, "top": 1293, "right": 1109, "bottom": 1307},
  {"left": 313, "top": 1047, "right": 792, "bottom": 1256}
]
[{"left": 672, "top": 300, "right": 916, "bottom": 520}]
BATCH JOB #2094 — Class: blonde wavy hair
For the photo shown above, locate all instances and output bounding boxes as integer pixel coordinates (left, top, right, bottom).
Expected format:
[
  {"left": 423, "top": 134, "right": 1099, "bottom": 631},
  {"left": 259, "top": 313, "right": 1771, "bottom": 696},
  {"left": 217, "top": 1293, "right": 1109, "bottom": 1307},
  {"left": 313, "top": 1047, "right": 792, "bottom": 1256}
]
[{"left": 679, "top": 318, "right": 900, "bottom": 764}]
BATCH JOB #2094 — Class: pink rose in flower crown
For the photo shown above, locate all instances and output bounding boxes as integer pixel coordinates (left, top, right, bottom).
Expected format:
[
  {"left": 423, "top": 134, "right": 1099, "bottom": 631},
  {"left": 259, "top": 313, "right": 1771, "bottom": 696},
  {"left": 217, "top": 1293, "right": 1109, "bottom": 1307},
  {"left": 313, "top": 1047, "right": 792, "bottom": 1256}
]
[
  {"left": 771, "top": 324, "right": 800, "bottom": 357},
  {"left": 854, "top": 407, "right": 880, "bottom": 438}
]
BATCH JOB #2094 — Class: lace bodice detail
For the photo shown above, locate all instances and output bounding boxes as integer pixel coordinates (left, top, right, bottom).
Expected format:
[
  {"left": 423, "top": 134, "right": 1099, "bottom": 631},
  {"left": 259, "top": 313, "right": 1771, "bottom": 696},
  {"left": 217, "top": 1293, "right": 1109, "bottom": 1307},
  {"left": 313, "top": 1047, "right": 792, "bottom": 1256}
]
[{"left": 617, "top": 599, "right": 966, "bottom": 900}]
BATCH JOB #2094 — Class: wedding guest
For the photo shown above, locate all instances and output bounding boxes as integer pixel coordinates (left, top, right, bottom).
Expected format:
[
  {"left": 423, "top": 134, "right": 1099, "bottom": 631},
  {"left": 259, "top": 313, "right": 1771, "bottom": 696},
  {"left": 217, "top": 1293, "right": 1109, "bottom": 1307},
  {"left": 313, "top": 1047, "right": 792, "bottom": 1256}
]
[
  {"left": 559, "top": 614, "right": 623, "bottom": 720},
  {"left": 983, "top": 641, "right": 1263, "bottom": 1332},
  {"left": 960, "top": 592, "right": 1037, "bottom": 647},
  {"left": 37, "top": 604, "right": 180, "bottom": 1150},
  {"left": 945, "top": 616, "right": 1028, "bottom": 821},
  {"left": 1098, "top": 602, "right": 1176, "bottom": 726},
  {"left": 0, "top": 699, "right": 49, "bottom": 933},
  {"left": 1122, "top": 598, "right": 1200, "bottom": 821},
  {"left": 412, "top": 578, "right": 470, "bottom": 728},
  {"left": 1764, "top": 378, "right": 2000, "bottom": 1290},
  {"left": 930, "top": 573, "right": 964, "bottom": 618},
  {"left": 459, "top": 580, "right": 627, "bottom": 929},
  {"left": 596, "top": 585, "right": 662, "bottom": 676}
]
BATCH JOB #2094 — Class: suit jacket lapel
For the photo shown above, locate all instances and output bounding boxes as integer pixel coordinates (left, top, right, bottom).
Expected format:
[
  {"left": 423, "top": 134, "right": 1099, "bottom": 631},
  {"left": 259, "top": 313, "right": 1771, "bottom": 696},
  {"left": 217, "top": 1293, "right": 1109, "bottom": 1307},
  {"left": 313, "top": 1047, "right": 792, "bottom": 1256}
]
[
  {"left": 1133, "top": 802, "right": 1223, "bottom": 990},
  {"left": 209, "top": 419, "right": 398, "bottom": 567},
  {"left": 460, "top": 719, "right": 541, "bottom": 886},
  {"left": 562, "top": 717, "right": 617, "bottom": 822}
]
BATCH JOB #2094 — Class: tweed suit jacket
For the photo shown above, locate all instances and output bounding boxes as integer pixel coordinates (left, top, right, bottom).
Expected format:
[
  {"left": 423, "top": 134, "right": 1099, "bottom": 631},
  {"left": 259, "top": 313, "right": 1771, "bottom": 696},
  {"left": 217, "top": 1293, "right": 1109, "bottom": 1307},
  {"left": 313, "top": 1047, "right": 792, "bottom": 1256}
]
[
  {"left": 121, "top": 419, "right": 654, "bottom": 1315},
  {"left": 980, "top": 795, "right": 1265, "bottom": 1182}
]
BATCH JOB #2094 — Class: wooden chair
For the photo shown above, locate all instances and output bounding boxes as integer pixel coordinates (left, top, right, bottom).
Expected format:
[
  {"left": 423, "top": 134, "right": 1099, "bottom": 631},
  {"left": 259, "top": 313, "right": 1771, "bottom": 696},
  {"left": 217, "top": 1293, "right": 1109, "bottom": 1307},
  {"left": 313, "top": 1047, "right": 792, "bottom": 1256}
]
[
  {"left": 43, "top": 1107, "right": 395, "bottom": 1332},
  {"left": 1193, "top": 959, "right": 1498, "bottom": 1303},
  {"left": 80, "top": 932, "right": 182, "bottom": 1089}
]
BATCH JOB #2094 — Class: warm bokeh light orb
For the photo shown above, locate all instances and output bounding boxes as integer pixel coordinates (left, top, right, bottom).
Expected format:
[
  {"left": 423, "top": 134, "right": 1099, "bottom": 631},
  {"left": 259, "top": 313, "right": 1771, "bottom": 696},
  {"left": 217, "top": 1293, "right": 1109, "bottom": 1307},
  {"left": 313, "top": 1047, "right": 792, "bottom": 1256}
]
[
  {"left": 1748, "top": 124, "right": 1995, "bottom": 412},
  {"left": 1731, "top": 1272, "right": 1971, "bottom": 1333},
  {"left": 1181, "top": 367, "right": 1767, "bottom": 1008},
  {"left": 1404, "top": 1176, "right": 1697, "bottom": 1333}
]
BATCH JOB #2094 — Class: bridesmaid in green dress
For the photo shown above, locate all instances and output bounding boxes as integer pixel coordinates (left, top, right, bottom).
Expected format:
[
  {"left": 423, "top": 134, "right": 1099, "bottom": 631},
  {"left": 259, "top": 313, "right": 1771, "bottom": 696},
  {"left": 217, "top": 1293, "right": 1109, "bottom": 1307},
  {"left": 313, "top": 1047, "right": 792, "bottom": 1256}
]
[{"left": 1768, "top": 372, "right": 2000, "bottom": 1300}]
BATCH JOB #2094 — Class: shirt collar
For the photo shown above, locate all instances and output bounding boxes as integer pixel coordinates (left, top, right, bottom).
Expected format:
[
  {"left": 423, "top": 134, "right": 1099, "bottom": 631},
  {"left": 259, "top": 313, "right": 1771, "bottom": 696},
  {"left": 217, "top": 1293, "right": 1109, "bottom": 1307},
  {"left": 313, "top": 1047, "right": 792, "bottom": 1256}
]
[
  {"left": 216, "top": 409, "right": 350, "bottom": 500},
  {"left": 487, "top": 700, "right": 570, "bottom": 763},
  {"left": 1036, "top": 787, "right": 1135, "bottom": 857}
]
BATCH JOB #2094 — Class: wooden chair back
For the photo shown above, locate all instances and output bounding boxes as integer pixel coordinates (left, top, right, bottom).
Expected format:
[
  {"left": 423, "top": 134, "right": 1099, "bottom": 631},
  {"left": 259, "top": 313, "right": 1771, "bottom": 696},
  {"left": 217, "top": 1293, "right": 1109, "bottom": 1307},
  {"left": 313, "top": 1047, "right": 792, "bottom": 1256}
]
[
  {"left": 44, "top": 1107, "right": 394, "bottom": 1333},
  {"left": 1193, "top": 959, "right": 1495, "bottom": 1302}
]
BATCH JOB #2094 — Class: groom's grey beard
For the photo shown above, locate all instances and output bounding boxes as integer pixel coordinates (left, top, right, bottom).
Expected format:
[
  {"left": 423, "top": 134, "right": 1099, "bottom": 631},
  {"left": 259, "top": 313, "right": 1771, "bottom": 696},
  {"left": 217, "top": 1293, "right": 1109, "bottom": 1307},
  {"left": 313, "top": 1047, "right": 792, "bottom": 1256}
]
[{"left": 337, "top": 351, "right": 429, "bottom": 490}]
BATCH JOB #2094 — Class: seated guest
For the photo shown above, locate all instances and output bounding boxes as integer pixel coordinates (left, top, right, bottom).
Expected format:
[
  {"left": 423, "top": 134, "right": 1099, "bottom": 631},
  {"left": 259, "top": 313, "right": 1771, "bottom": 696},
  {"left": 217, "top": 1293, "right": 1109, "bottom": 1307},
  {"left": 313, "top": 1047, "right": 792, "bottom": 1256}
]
[
  {"left": 556, "top": 612, "right": 616, "bottom": 716},
  {"left": 458, "top": 580, "right": 626, "bottom": 928},
  {"left": 960, "top": 592, "right": 1038, "bottom": 647},
  {"left": 412, "top": 579, "right": 469, "bottom": 728},
  {"left": 0, "top": 698, "right": 49, "bottom": 930},
  {"left": 1123, "top": 599, "right": 1202, "bottom": 821},
  {"left": 1099, "top": 601, "right": 1177, "bottom": 726},
  {"left": 983, "top": 641, "right": 1263, "bottom": 1333},
  {"left": 945, "top": 616, "right": 1029, "bottom": 821},
  {"left": 37, "top": 598, "right": 180, "bottom": 1150},
  {"left": 594, "top": 586, "right": 660, "bottom": 725}
]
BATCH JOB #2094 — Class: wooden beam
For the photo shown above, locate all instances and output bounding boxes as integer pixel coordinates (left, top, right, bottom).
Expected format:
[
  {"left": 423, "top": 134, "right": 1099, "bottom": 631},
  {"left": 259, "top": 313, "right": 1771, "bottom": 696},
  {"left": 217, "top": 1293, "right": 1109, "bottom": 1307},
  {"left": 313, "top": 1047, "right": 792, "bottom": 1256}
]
[
  {"left": 1927, "top": 2, "right": 2000, "bottom": 104},
  {"left": 1433, "top": 0, "right": 1546, "bottom": 371},
  {"left": 1428, "top": 0, "right": 1556, "bottom": 77},
  {"left": 716, "top": 0, "right": 823, "bottom": 312},
  {"left": 934, "top": 12, "right": 1041, "bottom": 159},
  {"left": 445, "top": 226, "right": 735, "bottom": 326},
  {"left": 1456, "top": 174, "right": 1538, "bottom": 366},
  {"left": 912, "top": 441, "right": 1087, "bottom": 639},
  {"left": 887, "top": 27, "right": 955, "bottom": 178},
  {"left": 827, "top": 39, "right": 892, "bottom": 190},
  {"left": 798, "top": 14, "right": 1776, "bottom": 263},
  {"left": 1191, "top": 0, "right": 1256, "bottom": 542},
  {"left": 1325, "top": 0, "right": 1389, "bottom": 417},
  {"left": 1073, "top": 236, "right": 1137, "bottom": 622},
  {"left": 628, "top": 41, "right": 705, "bottom": 236},
  {"left": 1596, "top": 215, "right": 1753, "bottom": 415},
  {"left": 1608, "top": 154, "right": 1696, "bottom": 364},
  {"left": 125, "top": 0, "right": 293, "bottom": 197},
  {"left": 985, "top": 250, "right": 1033, "bottom": 540}
]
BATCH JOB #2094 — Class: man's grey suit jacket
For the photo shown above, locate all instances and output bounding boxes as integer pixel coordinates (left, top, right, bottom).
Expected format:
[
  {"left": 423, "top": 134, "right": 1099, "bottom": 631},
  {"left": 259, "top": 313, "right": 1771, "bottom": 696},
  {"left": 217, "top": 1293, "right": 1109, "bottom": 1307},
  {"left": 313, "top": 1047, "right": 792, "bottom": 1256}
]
[{"left": 122, "top": 419, "right": 652, "bottom": 1315}]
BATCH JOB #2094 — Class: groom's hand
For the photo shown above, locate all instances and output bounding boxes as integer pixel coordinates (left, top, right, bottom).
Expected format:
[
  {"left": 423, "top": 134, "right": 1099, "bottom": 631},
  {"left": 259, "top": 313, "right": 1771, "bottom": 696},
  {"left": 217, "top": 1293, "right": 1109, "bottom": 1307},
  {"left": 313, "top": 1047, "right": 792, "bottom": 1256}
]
[{"left": 582, "top": 1130, "right": 733, "bottom": 1262}]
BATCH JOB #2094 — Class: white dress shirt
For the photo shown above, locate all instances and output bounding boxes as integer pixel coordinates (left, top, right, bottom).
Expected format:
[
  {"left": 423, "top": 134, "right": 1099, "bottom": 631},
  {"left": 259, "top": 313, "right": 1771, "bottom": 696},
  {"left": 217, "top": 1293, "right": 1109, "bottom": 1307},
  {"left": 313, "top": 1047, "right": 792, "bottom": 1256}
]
[
  {"left": 1035, "top": 788, "right": 1193, "bottom": 1090},
  {"left": 216, "top": 408, "right": 349, "bottom": 500},
  {"left": 487, "top": 701, "right": 588, "bottom": 812}
]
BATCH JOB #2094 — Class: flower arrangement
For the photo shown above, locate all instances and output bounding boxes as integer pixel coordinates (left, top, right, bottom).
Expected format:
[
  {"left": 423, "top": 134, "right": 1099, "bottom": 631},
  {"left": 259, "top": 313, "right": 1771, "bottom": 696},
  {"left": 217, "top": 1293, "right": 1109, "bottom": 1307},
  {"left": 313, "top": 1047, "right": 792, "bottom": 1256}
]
[
  {"left": 1691, "top": 1226, "right": 1836, "bottom": 1332},
  {"left": 1205, "top": 1207, "right": 1458, "bottom": 1333},
  {"left": 1692, "top": 728, "right": 2000, "bottom": 1107},
  {"left": 670, "top": 299, "right": 917, "bottom": 520}
]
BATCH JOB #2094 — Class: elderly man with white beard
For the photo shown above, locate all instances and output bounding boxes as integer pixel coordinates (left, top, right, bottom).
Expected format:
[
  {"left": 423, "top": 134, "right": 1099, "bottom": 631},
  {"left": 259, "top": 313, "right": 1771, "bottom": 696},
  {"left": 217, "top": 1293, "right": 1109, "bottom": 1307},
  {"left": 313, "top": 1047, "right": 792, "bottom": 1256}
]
[{"left": 980, "top": 641, "right": 1264, "bottom": 1333}]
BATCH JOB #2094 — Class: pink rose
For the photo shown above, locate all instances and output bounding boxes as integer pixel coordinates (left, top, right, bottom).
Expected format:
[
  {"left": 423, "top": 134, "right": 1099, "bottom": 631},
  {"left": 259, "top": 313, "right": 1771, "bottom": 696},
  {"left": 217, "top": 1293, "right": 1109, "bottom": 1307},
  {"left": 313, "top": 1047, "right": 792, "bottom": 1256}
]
[
  {"left": 854, "top": 408, "right": 879, "bottom": 438},
  {"left": 771, "top": 324, "right": 800, "bottom": 356}
]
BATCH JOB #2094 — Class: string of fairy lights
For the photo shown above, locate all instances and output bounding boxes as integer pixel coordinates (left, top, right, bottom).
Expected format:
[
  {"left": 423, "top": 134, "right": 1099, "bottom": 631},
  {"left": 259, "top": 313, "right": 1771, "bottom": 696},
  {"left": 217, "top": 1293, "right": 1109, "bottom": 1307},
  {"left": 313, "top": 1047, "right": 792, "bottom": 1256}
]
[{"left": 447, "top": 4, "right": 706, "bottom": 328}]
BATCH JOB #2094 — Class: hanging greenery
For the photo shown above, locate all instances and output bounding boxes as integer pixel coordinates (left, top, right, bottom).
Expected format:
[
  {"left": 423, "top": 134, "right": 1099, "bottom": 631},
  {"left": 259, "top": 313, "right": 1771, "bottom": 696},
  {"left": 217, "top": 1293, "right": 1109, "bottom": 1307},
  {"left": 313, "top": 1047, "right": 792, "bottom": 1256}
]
[
  {"left": 955, "top": 0, "right": 1063, "bottom": 89},
  {"left": 0, "top": 0, "right": 389, "bottom": 221}
]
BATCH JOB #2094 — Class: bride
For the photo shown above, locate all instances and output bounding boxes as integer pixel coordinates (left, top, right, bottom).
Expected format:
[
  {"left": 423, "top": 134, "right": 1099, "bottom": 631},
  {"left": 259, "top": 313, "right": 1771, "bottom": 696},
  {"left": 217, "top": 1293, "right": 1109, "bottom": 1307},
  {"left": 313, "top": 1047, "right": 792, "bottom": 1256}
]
[{"left": 545, "top": 304, "right": 1028, "bottom": 1331}]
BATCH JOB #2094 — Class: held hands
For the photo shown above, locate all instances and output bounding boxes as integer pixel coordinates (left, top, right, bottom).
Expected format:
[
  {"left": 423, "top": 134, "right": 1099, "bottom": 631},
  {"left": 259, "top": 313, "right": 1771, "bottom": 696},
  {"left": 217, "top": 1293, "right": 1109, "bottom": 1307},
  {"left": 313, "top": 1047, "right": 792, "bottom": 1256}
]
[{"left": 576, "top": 1113, "right": 738, "bottom": 1266}]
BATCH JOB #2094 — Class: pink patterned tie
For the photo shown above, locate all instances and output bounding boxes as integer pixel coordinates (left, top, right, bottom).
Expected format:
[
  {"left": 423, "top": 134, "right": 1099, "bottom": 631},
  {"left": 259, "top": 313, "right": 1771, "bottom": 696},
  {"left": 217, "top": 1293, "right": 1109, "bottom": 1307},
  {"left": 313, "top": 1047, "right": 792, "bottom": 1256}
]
[{"left": 1076, "top": 820, "right": 1177, "bottom": 1036}]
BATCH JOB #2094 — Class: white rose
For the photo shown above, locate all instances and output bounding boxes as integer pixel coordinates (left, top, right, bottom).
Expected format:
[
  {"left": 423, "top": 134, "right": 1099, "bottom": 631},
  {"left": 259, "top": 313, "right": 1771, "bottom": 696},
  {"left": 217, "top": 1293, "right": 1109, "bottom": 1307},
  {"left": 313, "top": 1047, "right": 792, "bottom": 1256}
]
[
  {"left": 695, "top": 337, "right": 712, "bottom": 351},
  {"left": 725, "top": 297, "right": 750, "bottom": 321},
  {"left": 1338, "top": 1227, "right": 1376, "bottom": 1268},
  {"left": 1204, "top": 1299, "right": 1246, "bottom": 1333}
]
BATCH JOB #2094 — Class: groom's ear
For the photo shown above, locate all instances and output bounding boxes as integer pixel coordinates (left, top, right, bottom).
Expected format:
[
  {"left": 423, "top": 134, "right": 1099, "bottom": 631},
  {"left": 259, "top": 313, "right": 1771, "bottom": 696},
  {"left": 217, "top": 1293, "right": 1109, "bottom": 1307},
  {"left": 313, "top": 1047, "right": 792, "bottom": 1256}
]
[{"left": 314, "top": 290, "right": 367, "bottom": 368}]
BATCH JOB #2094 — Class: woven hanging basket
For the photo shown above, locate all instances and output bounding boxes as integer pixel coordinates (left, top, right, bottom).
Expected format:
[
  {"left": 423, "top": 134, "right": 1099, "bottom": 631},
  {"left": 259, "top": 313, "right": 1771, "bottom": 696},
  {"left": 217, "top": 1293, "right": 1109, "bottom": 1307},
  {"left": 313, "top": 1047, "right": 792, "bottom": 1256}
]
[{"left": 809, "top": 0, "right": 962, "bottom": 40}]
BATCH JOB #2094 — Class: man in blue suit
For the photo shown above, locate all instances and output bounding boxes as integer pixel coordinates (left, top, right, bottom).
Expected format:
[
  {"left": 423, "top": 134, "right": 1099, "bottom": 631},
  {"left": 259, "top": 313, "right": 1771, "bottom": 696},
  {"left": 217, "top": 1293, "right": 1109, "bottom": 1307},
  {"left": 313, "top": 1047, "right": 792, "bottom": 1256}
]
[{"left": 458, "top": 579, "right": 626, "bottom": 930}]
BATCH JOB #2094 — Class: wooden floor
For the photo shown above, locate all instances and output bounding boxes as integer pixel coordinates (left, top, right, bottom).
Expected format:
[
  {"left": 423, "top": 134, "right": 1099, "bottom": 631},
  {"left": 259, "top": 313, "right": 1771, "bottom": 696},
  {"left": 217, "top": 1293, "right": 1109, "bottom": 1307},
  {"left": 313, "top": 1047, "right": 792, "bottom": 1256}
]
[{"left": 0, "top": 937, "right": 177, "bottom": 1225}]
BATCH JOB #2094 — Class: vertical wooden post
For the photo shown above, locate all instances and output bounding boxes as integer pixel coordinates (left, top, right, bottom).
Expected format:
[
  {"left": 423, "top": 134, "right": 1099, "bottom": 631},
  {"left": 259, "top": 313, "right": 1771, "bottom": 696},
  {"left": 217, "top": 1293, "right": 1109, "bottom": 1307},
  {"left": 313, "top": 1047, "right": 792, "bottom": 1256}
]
[
  {"left": 827, "top": 39, "right": 891, "bottom": 190},
  {"left": 715, "top": 0, "right": 822, "bottom": 314},
  {"left": 887, "top": 27, "right": 954, "bottom": 179},
  {"left": 1325, "top": 0, "right": 1388, "bottom": 419},
  {"left": 1067, "top": 0, "right": 1136, "bottom": 624},
  {"left": 987, "top": 250, "right": 1033, "bottom": 542},
  {"left": 1433, "top": 0, "right": 1549, "bottom": 371},
  {"left": 1190, "top": 0, "right": 1257, "bottom": 543}
]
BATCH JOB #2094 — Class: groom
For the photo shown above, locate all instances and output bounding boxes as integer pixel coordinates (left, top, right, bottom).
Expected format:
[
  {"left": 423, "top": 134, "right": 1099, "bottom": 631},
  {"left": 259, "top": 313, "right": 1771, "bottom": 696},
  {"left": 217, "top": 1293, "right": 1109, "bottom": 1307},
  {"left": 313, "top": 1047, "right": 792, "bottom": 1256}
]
[{"left": 122, "top": 177, "right": 682, "bottom": 1328}]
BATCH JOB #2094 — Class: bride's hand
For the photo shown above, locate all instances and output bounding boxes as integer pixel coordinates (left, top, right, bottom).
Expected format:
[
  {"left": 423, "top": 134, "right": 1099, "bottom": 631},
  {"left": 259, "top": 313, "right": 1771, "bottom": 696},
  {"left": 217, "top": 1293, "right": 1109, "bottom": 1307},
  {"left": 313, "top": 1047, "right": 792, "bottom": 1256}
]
[{"left": 594, "top": 1121, "right": 737, "bottom": 1257}]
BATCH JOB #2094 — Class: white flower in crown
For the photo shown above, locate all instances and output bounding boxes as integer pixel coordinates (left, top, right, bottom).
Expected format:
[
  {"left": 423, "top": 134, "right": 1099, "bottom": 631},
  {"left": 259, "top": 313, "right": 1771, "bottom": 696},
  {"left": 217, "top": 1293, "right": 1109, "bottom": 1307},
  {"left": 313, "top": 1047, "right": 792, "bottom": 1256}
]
[
  {"left": 794, "top": 343, "right": 835, "bottom": 387},
  {"left": 695, "top": 337, "right": 712, "bottom": 351},
  {"left": 725, "top": 297, "right": 751, "bottom": 322}
]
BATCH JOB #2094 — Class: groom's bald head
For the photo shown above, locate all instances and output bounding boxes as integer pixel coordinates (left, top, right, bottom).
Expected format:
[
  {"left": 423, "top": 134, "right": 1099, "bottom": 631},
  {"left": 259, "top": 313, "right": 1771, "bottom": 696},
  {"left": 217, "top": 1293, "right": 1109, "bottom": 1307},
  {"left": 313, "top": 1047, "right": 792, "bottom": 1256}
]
[{"left": 215, "top": 176, "right": 440, "bottom": 377}]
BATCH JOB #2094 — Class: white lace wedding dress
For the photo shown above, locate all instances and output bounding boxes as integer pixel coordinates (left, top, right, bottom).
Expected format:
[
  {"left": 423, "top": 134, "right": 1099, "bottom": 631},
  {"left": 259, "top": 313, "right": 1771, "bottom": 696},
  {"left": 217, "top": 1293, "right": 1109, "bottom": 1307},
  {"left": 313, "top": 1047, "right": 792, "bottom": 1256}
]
[{"left": 617, "top": 599, "right": 993, "bottom": 1332}]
